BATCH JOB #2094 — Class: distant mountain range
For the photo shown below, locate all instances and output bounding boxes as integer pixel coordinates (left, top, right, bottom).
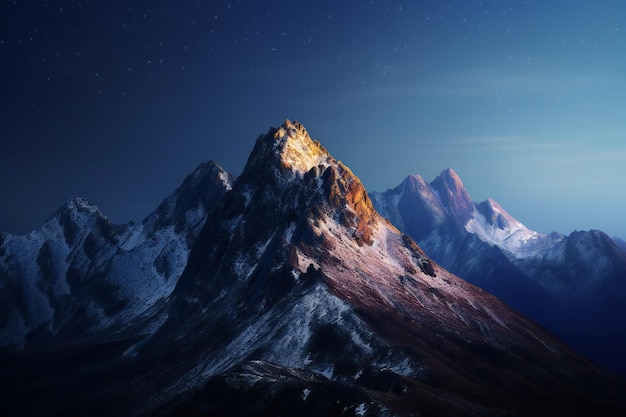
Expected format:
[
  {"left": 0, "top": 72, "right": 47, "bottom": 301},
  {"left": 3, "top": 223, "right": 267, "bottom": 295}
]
[
  {"left": 1, "top": 121, "right": 625, "bottom": 416},
  {"left": 0, "top": 161, "right": 233, "bottom": 347},
  {"left": 371, "top": 168, "right": 626, "bottom": 375}
]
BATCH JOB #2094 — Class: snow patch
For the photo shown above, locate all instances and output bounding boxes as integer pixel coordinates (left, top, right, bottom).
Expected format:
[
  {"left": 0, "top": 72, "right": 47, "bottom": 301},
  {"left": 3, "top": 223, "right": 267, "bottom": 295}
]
[
  {"left": 120, "top": 223, "right": 144, "bottom": 250},
  {"left": 233, "top": 255, "right": 256, "bottom": 280},
  {"left": 465, "top": 205, "right": 562, "bottom": 258},
  {"left": 284, "top": 222, "right": 296, "bottom": 243},
  {"left": 242, "top": 189, "right": 253, "bottom": 207},
  {"left": 317, "top": 364, "right": 334, "bottom": 380},
  {"left": 302, "top": 387, "right": 311, "bottom": 401},
  {"left": 219, "top": 170, "right": 233, "bottom": 191},
  {"left": 382, "top": 358, "right": 415, "bottom": 378},
  {"left": 256, "top": 233, "right": 274, "bottom": 258},
  {"left": 482, "top": 306, "right": 507, "bottom": 328}
]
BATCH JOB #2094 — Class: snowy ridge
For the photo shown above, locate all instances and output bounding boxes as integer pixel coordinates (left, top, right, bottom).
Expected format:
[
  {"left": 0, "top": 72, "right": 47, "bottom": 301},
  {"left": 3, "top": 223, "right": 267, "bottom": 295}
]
[
  {"left": 465, "top": 199, "right": 557, "bottom": 257},
  {"left": 372, "top": 169, "right": 564, "bottom": 258},
  {"left": 0, "top": 200, "right": 106, "bottom": 345},
  {"left": 0, "top": 162, "right": 231, "bottom": 347}
]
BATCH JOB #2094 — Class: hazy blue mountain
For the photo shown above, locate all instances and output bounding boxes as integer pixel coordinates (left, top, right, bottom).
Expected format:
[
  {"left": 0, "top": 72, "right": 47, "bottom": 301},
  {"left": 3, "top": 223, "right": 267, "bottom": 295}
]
[
  {"left": 613, "top": 236, "right": 626, "bottom": 252},
  {"left": 371, "top": 168, "right": 626, "bottom": 375}
]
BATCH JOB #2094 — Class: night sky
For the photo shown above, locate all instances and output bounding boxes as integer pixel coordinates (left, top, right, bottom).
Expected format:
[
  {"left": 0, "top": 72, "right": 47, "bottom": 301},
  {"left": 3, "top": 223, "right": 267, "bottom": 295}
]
[{"left": 2, "top": 1, "right": 625, "bottom": 238}]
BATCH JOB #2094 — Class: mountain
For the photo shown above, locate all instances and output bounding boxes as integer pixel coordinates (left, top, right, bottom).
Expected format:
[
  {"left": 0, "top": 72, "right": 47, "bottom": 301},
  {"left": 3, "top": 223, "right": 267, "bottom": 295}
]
[
  {"left": 371, "top": 168, "right": 626, "bottom": 375},
  {"left": 0, "top": 161, "right": 233, "bottom": 347},
  {"left": 614, "top": 236, "right": 626, "bottom": 253},
  {"left": 2, "top": 121, "right": 626, "bottom": 416},
  {"left": 369, "top": 171, "right": 560, "bottom": 325}
]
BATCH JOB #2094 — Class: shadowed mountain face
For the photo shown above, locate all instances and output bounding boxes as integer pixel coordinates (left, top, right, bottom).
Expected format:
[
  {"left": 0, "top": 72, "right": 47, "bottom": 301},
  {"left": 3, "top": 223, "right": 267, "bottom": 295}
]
[
  {"left": 1, "top": 121, "right": 626, "bottom": 417},
  {"left": 0, "top": 161, "right": 233, "bottom": 348},
  {"left": 371, "top": 168, "right": 626, "bottom": 375}
]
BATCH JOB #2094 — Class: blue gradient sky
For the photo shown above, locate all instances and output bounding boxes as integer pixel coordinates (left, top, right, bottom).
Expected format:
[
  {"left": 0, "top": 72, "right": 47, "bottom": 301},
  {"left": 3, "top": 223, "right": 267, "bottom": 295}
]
[{"left": 1, "top": 1, "right": 625, "bottom": 238}]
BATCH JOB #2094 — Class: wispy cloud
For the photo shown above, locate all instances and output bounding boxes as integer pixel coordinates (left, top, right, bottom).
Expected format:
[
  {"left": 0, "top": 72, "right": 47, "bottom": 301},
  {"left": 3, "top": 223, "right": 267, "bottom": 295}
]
[
  {"left": 443, "top": 135, "right": 570, "bottom": 153},
  {"left": 346, "top": 70, "right": 621, "bottom": 101},
  {"left": 435, "top": 71, "right": 616, "bottom": 97}
]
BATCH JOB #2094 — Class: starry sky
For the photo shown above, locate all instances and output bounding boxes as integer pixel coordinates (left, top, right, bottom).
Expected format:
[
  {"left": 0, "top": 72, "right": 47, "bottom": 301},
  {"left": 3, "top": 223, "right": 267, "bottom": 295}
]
[{"left": 1, "top": 1, "right": 625, "bottom": 238}]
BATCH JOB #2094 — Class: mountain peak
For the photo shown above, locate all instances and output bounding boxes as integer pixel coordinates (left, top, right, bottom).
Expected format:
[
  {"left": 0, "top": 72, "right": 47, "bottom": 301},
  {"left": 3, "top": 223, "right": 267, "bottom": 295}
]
[
  {"left": 402, "top": 174, "right": 428, "bottom": 189},
  {"left": 62, "top": 197, "right": 100, "bottom": 213},
  {"left": 436, "top": 169, "right": 466, "bottom": 194},
  {"left": 145, "top": 159, "right": 234, "bottom": 232},
  {"left": 187, "top": 160, "right": 234, "bottom": 193},
  {"left": 48, "top": 197, "right": 112, "bottom": 246},
  {"left": 238, "top": 120, "right": 378, "bottom": 237},
  {"left": 239, "top": 120, "right": 332, "bottom": 187},
  {"left": 475, "top": 198, "right": 524, "bottom": 231},
  {"left": 430, "top": 168, "right": 473, "bottom": 223},
  {"left": 441, "top": 167, "right": 460, "bottom": 180},
  {"left": 237, "top": 120, "right": 379, "bottom": 247},
  {"left": 272, "top": 119, "right": 330, "bottom": 175},
  {"left": 54, "top": 197, "right": 106, "bottom": 226}
]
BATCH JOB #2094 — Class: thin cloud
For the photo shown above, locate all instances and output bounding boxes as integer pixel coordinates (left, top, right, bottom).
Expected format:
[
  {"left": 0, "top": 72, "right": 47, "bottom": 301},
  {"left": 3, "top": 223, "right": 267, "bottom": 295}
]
[
  {"left": 448, "top": 136, "right": 570, "bottom": 152},
  {"left": 345, "top": 70, "right": 620, "bottom": 101},
  {"left": 437, "top": 71, "right": 615, "bottom": 97}
]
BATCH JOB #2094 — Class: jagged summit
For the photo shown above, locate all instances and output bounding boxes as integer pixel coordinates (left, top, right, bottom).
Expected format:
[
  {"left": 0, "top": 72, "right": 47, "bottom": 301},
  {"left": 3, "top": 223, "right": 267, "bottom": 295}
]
[
  {"left": 375, "top": 168, "right": 561, "bottom": 255},
  {"left": 62, "top": 197, "right": 99, "bottom": 212},
  {"left": 40, "top": 196, "right": 115, "bottom": 246},
  {"left": 191, "top": 160, "right": 233, "bottom": 188},
  {"left": 145, "top": 159, "right": 234, "bottom": 231},
  {"left": 273, "top": 119, "right": 331, "bottom": 175},
  {"left": 51, "top": 197, "right": 104, "bottom": 224},
  {"left": 467, "top": 196, "right": 557, "bottom": 255},
  {"left": 240, "top": 119, "right": 332, "bottom": 183},
  {"left": 430, "top": 168, "right": 474, "bottom": 223},
  {"left": 403, "top": 173, "right": 428, "bottom": 187},
  {"left": 232, "top": 120, "right": 378, "bottom": 246},
  {"left": 475, "top": 198, "right": 525, "bottom": 232}
]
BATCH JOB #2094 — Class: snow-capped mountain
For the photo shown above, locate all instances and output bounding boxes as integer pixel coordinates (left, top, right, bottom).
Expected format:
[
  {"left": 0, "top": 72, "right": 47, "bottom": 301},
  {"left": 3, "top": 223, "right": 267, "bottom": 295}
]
[
  {"left": 466, "top": 197, "right": 564, "bottom": 256},
  {"left": 2, "top": 121, "right": 626, "bottom": 416},
  {"left": 0, "top": 161, "right": 233, "bottom": 347},
  {"left": 371, "top": 168, "right": 626, "bottom": 375}
]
